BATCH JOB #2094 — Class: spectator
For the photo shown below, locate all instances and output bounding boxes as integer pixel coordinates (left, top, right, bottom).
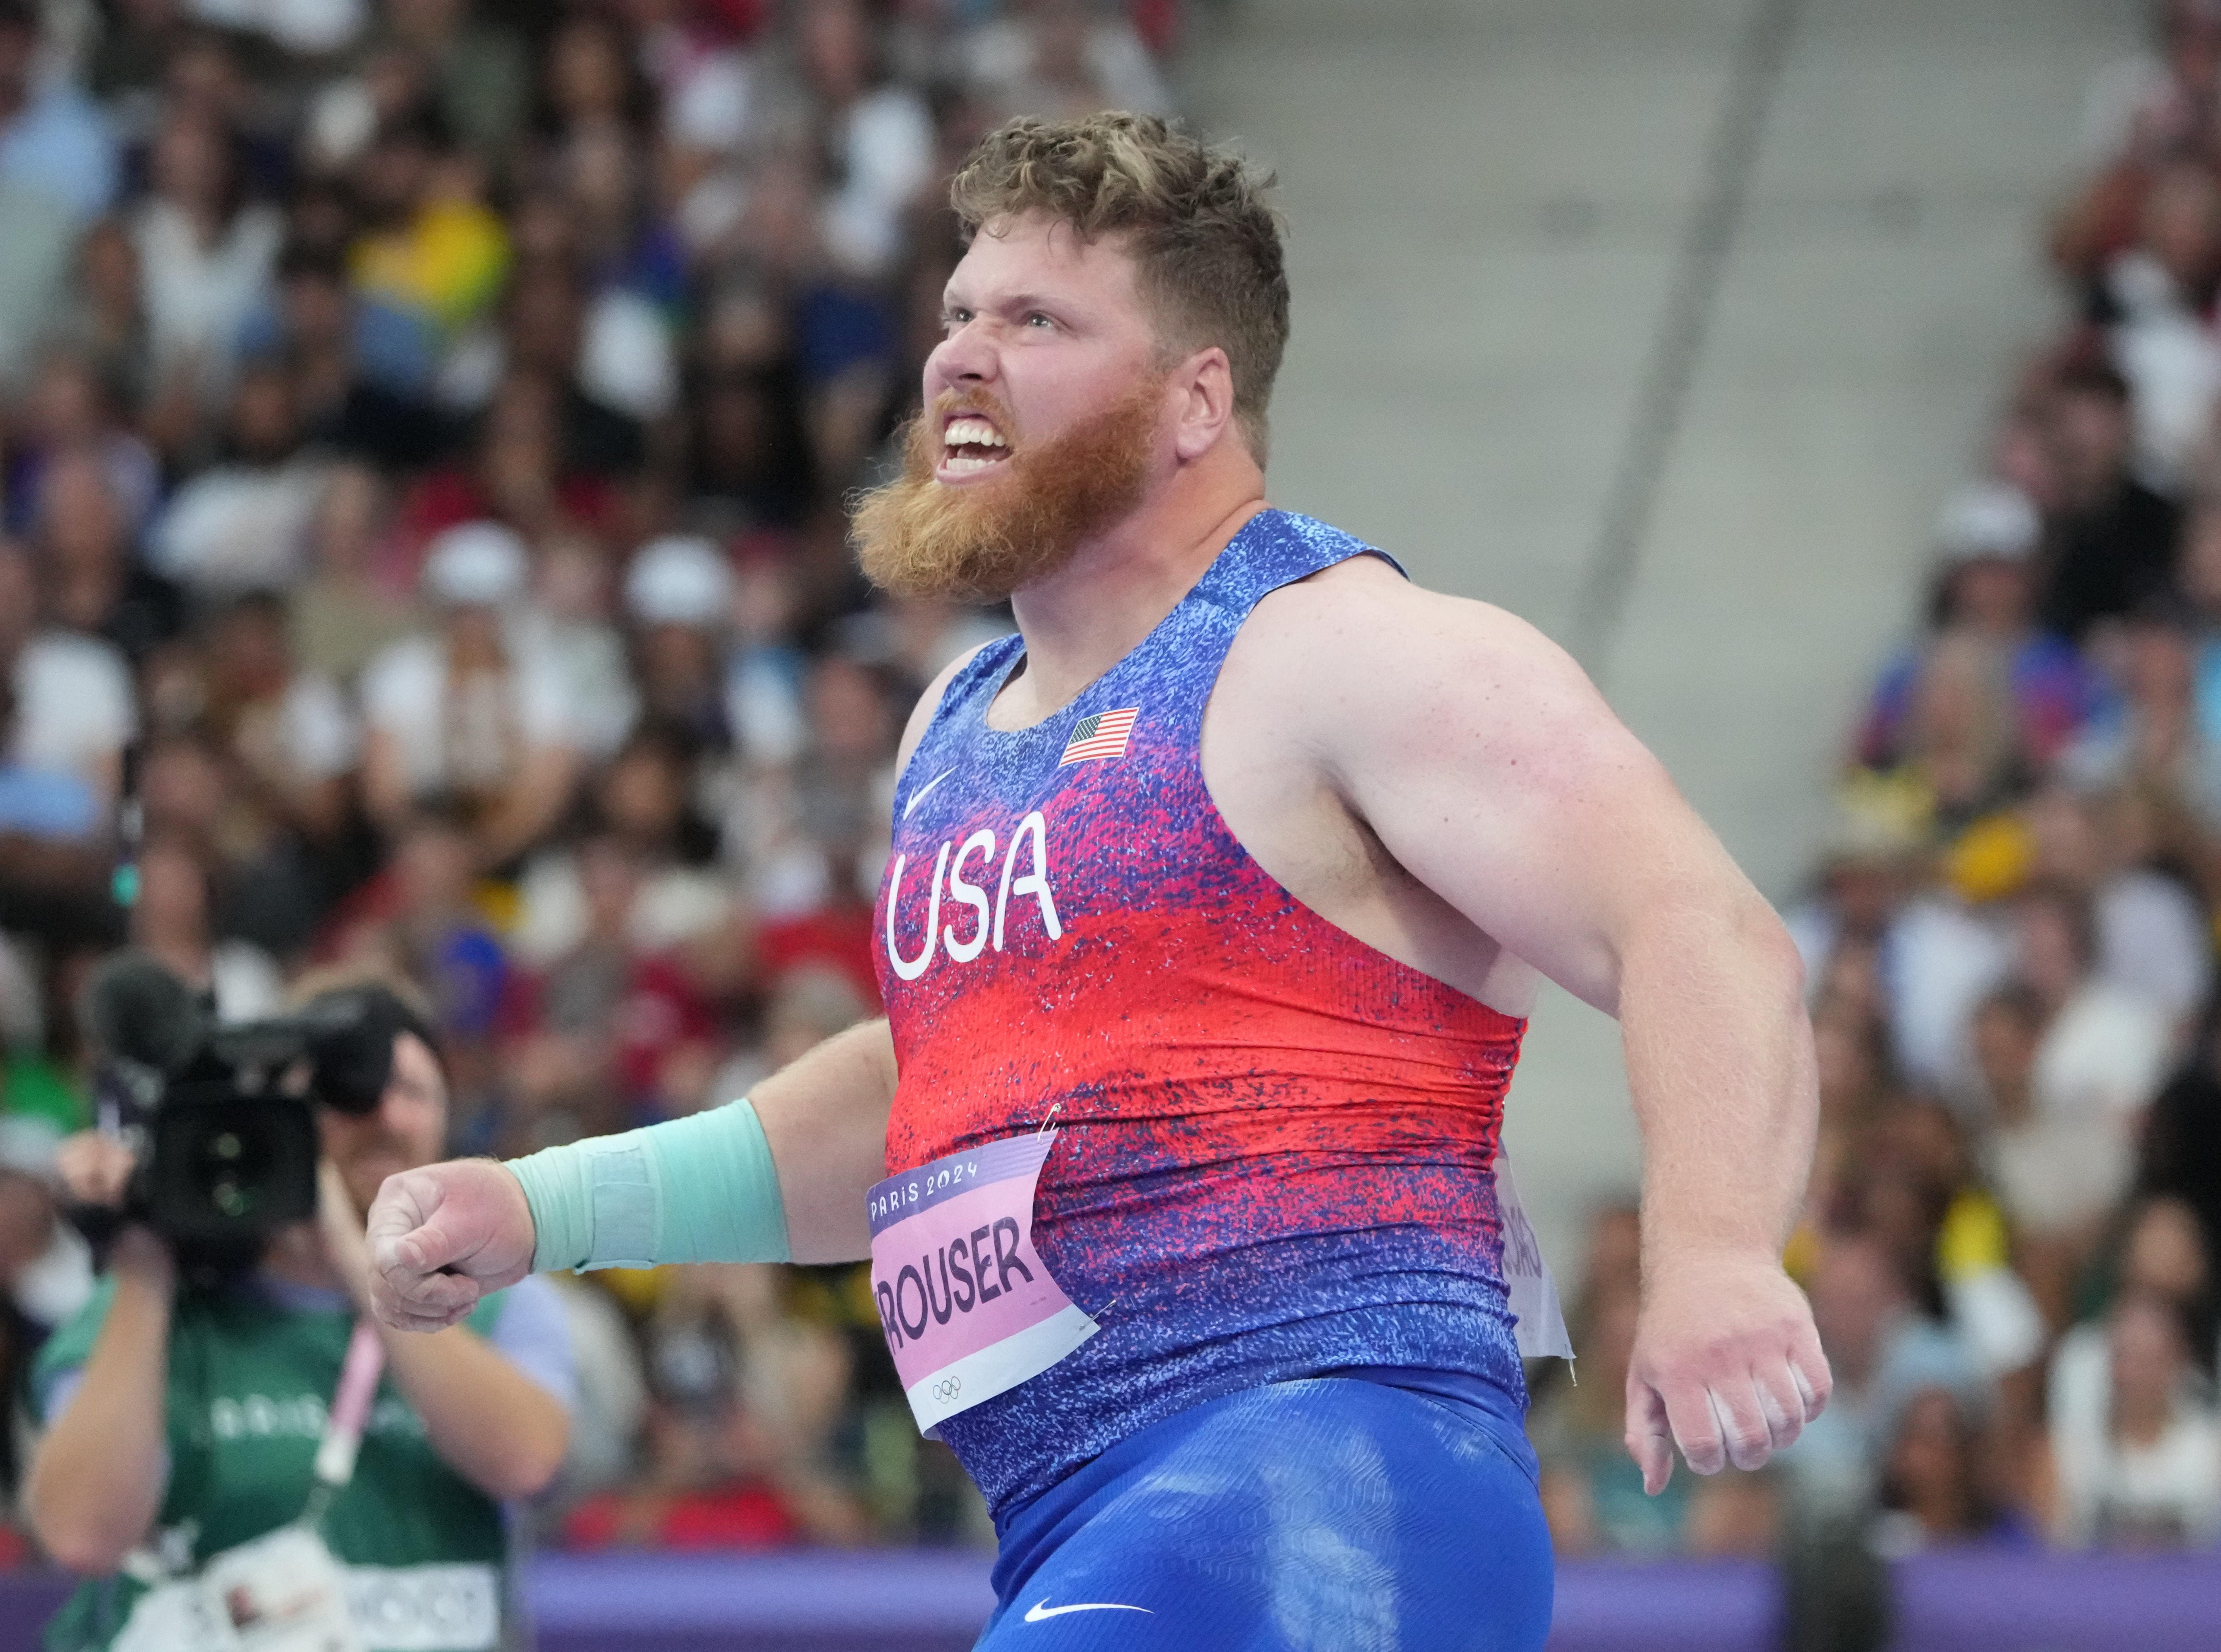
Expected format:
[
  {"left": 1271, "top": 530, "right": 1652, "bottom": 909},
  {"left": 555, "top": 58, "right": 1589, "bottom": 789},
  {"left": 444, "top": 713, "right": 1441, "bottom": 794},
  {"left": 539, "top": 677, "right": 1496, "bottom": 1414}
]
[
  {"left": 351, "top": 0, "right": 529, "bottom": 169},
  {"left": 627, "top": 533, "right": 739, "bottom": 747},
  {"left": 2050, "top": 1292, "right": 2221, "bottom": 1546},
  {"left": 1875, "top": 1386, "right": 2025, "bottom": 1551},
  {"left": 43, "top": 221, "right": 155, "bottom": 419},
  {"left": 738, "top": 651, "right": 895, "bottom": 966},
  {"left": 0, "top": 0, "right": 117, "bottom": 223},
  {"left": 2140, "top": 1008, "right": 2221, "bottom": 1252},
  {"left": 2052, "top": 1197, "right": 2220, "bottom": 1426},
  {"left": 0, "top": 540, "right": 134, "bottom": 812},
  {"left": 288, "top": 462, "right": 423, "bottom": 683},
  {"left": 684, "top": 358, "right": 818, "bottom": 533},
  {"left": 2061, "top": 614, "right": 2221, "bottom": 840},
  {"left": 33, "top": 447, "right": 183, "bottom": 666},
  {"left": 2077, "top": 0, "right": 2221, "bottom": 168},
  {"left": 399, "top": 369, "right": 625, "bottom": 564},
  {"left": 1783, "top": 1229, "right": 1981, "bottom": 1518},
  {"left": 704, "top": 962, "right": 872, "bottom": 1120},
  {"left": 722, "top": 547, "right": 812, "bottom": 767},
  {"left": 496, "top": 259, "right": 650, "bottom": 478},
  {"left": 2105, "top": 162, "right": 2221, "bottom": 487},
  {"left": 562, "top": 1264, "right": 869, "bottom": 1550},
  {"left": 1974, "top": 981, "right": 2128, "bottom": 1333},
  {"left": 2013, "top": 880, "right": 2173, "bottom": 1138},
  {"left": 2, "top": 349, "right": 160, "bottom": 541},
  {"left": 131, "top": 105, "right": 282, "bottom": 407},
  {"left": 349, "top": 109, "right": 510, "bottom": 354},
  {"left": 193, "top": 591, "right": 362, "bottom": 952},
  {"left": 2035, "top": 363, "right": 2180, "bottom": 643},
  {"left": 558, "top": 128, "right": 685, "bottom": 425},
  {"left": 783, "top": 0, "right": 935, "bottom": 283},
  {"left": 322, "top": 802, "right": 511, "bottom": 1139},
  {"left": 514, "top": 721, "right": 731, "bottom": 970},
  {"left": 126, "top": 831, "right": 283, "bottom": 1022},
  {"left": 1782, "top": 805, "right": 1919, "bottom": 997},
  {"left": 360, "top": 522, "right": 585, "bottom": 869},
  {"left": 1870, "top": 631, "right": 2032, "bottom": 839},
  {"left": 960, "top": 0, "right": 1175, "bottom": 125},
  {"left": 523, "top": 532, "right": 639, "bottom": 765},
  {"left": 1856, "top": 483, "right": 2095, "bottom": 775},
  {"left": 2023, "top": 782, "right": 2210, "bottom": 1029},
  {"left": 0, "top": 671, "right": 101, "bottom": 852},
  {"left": 148, "top": 359, "right": 331, "bottom": 596},
  {"left": 264, "top": 240, "right": 453, "bottom": 466}
]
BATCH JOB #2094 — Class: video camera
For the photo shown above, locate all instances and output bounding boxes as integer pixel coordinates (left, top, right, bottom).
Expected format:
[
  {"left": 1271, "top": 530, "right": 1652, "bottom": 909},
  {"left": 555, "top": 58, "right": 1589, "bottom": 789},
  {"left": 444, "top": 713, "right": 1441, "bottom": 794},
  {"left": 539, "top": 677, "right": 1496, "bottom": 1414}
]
[{"left": 76, "top": 953, "right": 436, "bottom": 1275}]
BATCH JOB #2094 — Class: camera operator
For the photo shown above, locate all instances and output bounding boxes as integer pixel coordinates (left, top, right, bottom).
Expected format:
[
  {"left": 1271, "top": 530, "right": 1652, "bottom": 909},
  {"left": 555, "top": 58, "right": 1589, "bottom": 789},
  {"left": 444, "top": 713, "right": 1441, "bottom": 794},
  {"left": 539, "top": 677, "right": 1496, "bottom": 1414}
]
[{"left": 22, "top": 978, "right": 574, "bottom": 1652}]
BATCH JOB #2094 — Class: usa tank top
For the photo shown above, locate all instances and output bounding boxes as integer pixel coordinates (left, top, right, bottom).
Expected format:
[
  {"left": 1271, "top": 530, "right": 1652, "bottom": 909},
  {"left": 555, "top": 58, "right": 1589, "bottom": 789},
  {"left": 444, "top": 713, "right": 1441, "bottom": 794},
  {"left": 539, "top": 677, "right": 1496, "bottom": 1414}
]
[{"left": 874, "top": 508, "right": 1533, "bottom": 1520}]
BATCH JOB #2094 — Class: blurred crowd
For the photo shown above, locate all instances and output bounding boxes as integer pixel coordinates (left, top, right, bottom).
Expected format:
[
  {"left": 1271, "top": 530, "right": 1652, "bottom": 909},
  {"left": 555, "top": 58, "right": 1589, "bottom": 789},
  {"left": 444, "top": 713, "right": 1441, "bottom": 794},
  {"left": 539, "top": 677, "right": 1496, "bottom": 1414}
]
[
  {"left": 1534, "top": 0, "right": 2221, "bottom": 1573},
  {"left": 0, "top": 0, "right": 1187, "bottom": 1557}
]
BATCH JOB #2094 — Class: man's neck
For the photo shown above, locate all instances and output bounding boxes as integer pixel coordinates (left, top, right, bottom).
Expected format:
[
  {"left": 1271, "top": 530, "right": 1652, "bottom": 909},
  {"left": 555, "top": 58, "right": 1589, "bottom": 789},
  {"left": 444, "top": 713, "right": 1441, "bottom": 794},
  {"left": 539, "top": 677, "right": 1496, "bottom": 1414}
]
[{"left": 996, "top": 457, "right": 1266, "bottom": 726}]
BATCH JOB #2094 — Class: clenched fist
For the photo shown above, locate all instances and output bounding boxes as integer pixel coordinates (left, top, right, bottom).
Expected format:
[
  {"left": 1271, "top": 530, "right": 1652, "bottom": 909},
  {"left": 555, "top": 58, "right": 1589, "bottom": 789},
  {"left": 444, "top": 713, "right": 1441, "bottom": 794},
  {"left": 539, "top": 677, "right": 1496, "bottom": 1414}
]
[
  {"left": 366, "top": 1160, "right": 538, "bottom": 1331},
  {"left": 1624, "top": 1248, "right": 1831, "bottom": 1493}
]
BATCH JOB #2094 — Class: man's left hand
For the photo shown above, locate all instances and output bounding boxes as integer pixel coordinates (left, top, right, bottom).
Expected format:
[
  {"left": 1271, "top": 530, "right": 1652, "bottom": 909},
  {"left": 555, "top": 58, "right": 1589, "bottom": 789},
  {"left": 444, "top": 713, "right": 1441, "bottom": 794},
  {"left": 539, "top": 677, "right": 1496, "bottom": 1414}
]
[{"left": 1623, "top": 1248, "right": 1830, "bottom": 1494}]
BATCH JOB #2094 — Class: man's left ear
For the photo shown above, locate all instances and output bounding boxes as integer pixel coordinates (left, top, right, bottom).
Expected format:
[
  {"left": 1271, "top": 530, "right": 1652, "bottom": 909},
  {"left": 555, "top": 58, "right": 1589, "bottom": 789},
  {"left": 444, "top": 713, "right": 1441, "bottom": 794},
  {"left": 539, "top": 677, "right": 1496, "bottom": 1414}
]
[{"left": 1172, "top": 347, "right": 1237, "bottom": 462}]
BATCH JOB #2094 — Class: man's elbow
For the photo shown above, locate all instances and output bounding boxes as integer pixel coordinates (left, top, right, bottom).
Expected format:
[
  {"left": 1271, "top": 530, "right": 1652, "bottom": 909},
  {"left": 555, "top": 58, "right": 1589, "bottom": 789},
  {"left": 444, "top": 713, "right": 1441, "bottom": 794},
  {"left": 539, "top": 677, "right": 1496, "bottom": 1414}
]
[{"left": 1740, "top": 902, "right": 1807, "bottom": 1009}]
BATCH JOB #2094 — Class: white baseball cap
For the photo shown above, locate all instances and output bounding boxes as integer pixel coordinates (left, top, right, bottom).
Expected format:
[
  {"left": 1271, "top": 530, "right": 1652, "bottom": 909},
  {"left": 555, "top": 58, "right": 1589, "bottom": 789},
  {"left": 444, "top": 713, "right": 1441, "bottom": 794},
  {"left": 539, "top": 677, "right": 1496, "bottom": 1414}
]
[
  {"left": 423, "top": 521, "right": 530, "bottom": 607},
  {"left": 1935, "top": 482, "right": 2040, "bottom": 566},
  {"left": 626, "top": 535, "right": 735, "bottom": 627}
]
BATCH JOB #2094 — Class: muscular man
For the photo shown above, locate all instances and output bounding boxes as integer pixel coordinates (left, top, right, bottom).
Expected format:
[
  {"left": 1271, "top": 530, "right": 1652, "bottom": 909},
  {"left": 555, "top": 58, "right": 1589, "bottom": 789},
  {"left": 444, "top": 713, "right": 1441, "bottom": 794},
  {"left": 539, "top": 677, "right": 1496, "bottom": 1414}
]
[{"left": 370, "top": 112, "right": 1829, "bottom": 1648}]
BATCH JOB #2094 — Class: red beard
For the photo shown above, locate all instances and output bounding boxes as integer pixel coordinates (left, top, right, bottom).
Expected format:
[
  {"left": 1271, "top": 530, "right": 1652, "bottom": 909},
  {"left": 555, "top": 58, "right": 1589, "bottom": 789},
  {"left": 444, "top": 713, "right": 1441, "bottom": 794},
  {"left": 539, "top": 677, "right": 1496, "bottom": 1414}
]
[{"left": 853, "top": 378, "right": 1163, "bottom": 601}]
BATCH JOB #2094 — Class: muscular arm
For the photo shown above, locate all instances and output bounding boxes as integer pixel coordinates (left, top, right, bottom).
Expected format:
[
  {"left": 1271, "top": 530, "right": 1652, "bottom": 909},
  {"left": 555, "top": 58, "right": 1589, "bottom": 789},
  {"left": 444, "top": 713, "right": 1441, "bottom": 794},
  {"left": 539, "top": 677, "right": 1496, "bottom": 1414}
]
[
  {"left": 369, "top": 1023, "right": 901, "bottom": 1328},
  {"left": 25, "top": 1233, "right": 174, "bottom": 1573},
  {"left": 1262, "top": 562, "right": 1828, "bottom": 1487},
  {"left": 755, "top": 1016, "right": 901, "bottom": 1261}
]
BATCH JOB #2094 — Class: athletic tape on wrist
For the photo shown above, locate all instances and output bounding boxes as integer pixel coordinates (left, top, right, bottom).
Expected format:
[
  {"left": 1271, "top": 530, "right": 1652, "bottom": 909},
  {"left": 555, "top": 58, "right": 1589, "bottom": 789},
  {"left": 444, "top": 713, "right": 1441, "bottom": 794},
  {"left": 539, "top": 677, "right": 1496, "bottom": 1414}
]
[{"left": 505, "top": 1097, "right": 789, "bottom": 1274}]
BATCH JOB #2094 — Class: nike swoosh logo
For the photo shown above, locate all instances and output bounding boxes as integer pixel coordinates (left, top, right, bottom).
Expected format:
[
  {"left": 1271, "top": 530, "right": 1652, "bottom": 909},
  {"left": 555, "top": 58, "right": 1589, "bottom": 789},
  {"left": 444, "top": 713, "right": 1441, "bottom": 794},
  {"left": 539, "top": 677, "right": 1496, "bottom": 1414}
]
[
  {"left": 1024, "top": 1600, "right": 1154, "bottom": 1622},
  {"left": 903, "top": 766, "right": 956, "bottom": 820}
]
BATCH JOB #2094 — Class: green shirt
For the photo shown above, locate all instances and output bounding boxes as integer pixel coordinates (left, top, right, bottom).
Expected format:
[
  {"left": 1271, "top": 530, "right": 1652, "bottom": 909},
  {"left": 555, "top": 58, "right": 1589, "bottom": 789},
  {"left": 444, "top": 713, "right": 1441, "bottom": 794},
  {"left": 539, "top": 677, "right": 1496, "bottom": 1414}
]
[{"left": 31, "top": 1277, "right": 516, "bottom": 1652}]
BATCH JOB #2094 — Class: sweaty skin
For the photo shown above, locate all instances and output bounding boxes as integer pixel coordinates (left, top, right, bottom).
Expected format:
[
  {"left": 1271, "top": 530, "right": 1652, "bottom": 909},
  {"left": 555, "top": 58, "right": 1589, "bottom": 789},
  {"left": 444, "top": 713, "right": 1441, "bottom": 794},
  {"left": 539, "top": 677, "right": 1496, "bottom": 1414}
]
[{"left": 371, "top": 209, "right": 1830, "bottom": 1495}]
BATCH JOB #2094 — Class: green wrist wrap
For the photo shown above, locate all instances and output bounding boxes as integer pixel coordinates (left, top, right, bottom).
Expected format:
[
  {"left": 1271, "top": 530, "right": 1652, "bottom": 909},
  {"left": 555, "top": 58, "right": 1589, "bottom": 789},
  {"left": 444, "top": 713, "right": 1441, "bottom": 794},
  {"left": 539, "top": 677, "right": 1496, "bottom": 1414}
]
[{"left": 505, "top": 1097, "right": 790, "bottom": 1273}]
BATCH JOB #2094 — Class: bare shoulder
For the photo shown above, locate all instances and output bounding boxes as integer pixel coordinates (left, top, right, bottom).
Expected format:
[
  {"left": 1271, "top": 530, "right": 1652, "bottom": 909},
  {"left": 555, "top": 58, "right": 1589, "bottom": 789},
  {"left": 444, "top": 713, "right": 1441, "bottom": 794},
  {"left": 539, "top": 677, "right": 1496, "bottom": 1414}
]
[
  {"left": 895, "top": 640, "right": 999, "bottom": 771},
  {"left": 1236, "top": 555, "right": 1623, "bottom": 773}
]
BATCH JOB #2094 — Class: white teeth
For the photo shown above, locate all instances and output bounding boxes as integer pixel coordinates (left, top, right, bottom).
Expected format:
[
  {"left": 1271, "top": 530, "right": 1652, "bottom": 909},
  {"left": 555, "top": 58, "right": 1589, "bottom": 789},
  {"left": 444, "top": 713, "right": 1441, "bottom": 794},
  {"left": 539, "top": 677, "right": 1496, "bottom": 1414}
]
[
  {"left": 942, "top": 417, "right": 1006, "bottom": 449},
  {"left": 943, "top": 452, "right": 999, "bottom": 474}
]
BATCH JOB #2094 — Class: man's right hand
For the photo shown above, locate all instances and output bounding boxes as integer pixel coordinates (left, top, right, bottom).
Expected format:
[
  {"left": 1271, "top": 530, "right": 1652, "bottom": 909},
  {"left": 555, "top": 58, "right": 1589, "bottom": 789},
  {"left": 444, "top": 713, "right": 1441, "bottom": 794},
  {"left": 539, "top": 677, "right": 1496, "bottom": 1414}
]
[{"left": 366, "top": 1160, "right": 537, "bottom": 1332}]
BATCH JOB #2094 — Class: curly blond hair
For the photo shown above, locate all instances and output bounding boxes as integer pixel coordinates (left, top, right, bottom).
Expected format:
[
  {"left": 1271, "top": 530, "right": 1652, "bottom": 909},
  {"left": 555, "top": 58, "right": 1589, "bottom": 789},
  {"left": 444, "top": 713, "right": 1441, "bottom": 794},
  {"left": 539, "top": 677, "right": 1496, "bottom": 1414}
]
[{"left": 949, "top": 111, "right": 1289, "bottom": 459}]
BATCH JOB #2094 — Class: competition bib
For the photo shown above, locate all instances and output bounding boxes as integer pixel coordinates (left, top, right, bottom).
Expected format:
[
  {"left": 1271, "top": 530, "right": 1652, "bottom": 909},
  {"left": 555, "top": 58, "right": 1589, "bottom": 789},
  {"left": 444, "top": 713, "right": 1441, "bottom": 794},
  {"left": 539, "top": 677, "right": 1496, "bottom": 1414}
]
[
  {"left": 1495, "top": 1147, "right": 1572, "bottom": 1361},
  {"left": 867, "top": 1129, "right": 1099, "bottom": 1436}
]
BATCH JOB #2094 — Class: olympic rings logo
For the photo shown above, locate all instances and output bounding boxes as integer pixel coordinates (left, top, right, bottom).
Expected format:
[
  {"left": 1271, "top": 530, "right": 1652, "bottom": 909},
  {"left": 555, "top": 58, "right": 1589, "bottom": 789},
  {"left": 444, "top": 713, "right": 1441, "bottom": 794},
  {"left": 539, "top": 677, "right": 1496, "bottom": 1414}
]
[{"left": 933, "top": 1376, "right": 962, "bottom": 1402}]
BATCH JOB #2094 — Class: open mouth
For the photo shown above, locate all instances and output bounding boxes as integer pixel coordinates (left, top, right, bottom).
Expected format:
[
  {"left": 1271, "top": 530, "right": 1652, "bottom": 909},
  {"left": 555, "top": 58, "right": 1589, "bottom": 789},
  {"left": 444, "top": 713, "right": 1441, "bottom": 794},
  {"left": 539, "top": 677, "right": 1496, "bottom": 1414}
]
[{"left": 940, "top": 413, "right": 1012, "bottom": 476}]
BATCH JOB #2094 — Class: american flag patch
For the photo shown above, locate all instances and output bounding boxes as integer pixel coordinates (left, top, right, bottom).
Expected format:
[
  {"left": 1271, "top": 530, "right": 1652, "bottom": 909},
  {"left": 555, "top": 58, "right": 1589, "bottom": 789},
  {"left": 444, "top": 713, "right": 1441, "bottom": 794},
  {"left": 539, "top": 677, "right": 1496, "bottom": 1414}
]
[{"left": 1059, "top": 707, "right": 1140, "bottom": 766}]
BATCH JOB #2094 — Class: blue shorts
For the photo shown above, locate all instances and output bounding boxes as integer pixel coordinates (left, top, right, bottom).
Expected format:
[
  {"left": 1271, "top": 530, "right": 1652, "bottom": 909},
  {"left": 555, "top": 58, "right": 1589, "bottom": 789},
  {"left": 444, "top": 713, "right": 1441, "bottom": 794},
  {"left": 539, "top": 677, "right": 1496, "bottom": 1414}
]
[{"left": 976, "top": 1371, "right": 1553, "bottom": 1651}]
